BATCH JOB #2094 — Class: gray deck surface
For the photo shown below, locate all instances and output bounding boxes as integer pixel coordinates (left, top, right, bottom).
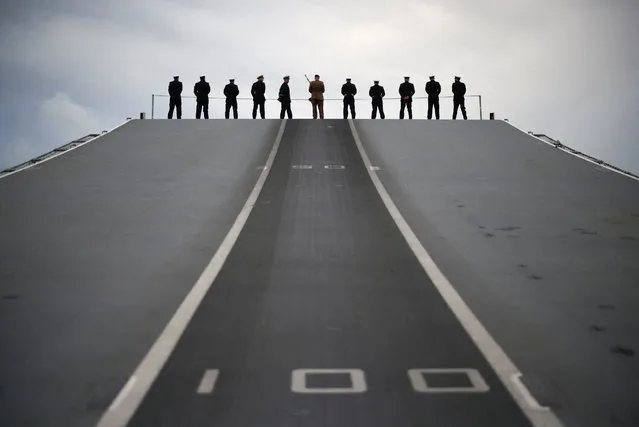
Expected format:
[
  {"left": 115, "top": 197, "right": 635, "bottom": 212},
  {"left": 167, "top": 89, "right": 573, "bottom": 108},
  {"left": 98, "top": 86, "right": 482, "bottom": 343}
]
[
  {"left": 0, "top": 118, "right": 637, "bottom": 427},
  {"left": 0, "top": 120, "right": 280, "bottom": 427},
  {"left": 355, "top": 120, "right": 639, "bottom": 427},
  {"left": 127, "top": 120, "right": 531, "bottom": 427}
]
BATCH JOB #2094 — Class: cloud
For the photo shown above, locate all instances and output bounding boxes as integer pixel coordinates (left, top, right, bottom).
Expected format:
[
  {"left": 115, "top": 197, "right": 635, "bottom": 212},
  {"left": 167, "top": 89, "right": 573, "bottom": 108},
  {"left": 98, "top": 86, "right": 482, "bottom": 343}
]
[
  {"left": 40, "top": 93, "right": 101, "bottom": 142},
  {"left": 0, "top": 0, "right": 638, "bottom": 173}
]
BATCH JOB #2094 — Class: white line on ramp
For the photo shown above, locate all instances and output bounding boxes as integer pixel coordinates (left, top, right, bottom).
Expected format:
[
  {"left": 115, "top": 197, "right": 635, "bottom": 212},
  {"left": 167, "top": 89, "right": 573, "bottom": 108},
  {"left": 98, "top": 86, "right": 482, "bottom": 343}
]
[
  {"left": 94, "top": 119, "right": 287, "bottom": 427},
  {"left": 347, "top": 119, "right": 565, "bottom": 427}
]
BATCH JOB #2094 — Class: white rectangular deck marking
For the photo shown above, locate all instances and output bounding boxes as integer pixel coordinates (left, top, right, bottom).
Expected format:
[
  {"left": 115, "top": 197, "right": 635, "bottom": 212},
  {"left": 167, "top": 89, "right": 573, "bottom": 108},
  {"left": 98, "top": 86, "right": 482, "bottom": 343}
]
[
  {"left": 95, "top": 120, "right": 288, "bottom": 427},
  {"left": 408, "top": 369, "right": 489, "bottom": 393},
  {"left": 291, "top": 369, "right": 367, "bottom": 394},
  {"left": 348, "top": 119, "right": 565, "bottom": 427},
  {"left": 292, "top": 164, "right": 312, "bottom": 169},
  {"left": 369, "top": 166, "right": 380, "bottom": 170},
  {"left": 324, "top": 164, "right": 345, "bottom": 169},
  {"left": 196, "top": 369, "right": 220, "bottom": 394}
]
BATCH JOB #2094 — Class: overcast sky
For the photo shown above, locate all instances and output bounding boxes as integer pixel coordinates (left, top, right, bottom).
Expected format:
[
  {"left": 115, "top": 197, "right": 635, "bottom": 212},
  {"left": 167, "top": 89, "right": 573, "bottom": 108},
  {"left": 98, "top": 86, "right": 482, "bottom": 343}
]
[{"left": 1, "top": 0, "right": 638, "bottom": 174}]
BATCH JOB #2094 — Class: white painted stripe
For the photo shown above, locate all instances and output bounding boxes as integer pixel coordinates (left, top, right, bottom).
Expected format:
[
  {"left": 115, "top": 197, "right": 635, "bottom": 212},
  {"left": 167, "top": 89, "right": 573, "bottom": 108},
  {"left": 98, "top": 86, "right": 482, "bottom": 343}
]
[
  {"left": 95, "top": 120, "right": 287, "bottom": 427},
  {"left": 107, "top": 376, "right": 137, "bottom": 412},
  {"left": 504, "top": 120, "right": 639, "bottom": 182},
  {"left": 291, "top": 369, "right": 367, "bottom": 394},
  {"left": 0, "top": 120, "right": 131, "bottom": 181},
  {"left": 347, "top": 119, "right": 565, "bottom": 427},
  {"left": 196, "top": 369, "right": 220, "bottom": 394},
  {"left": 511, "top": 373, "right": 550, "bottom": 411}
]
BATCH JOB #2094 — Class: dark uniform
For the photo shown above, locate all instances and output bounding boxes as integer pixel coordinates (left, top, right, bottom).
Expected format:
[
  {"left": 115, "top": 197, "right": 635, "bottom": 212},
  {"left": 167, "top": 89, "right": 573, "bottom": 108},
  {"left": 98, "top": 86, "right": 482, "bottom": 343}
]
[
  {"left": 278, "top": 76, "right": 292, "bottom": 119},
  {"left": 399, "top": 77, "right": 415, "bottom": 119},
  {"left": 425, "top": 76, "right": 441, "bottom": 120},
  {"left": 194, "top": 76, "right": 211, "bottom": 119},
  {"left": 251, "top": 75, "right": 266, "bottom": 119},
  {"left": 452, "top": 76, "right": 467, "bottom": 120},
  {"left": 168, "top": 76, "right": 182, "bottom": 119},
  {"left": 341, "top": 78, "right": 357, "bottom": 119},
  {"left": 369, "top": 81, "right": 385, "bottom": 119},
  {"left": 223, "top": 79, "right": 239, "bottom": 119}
]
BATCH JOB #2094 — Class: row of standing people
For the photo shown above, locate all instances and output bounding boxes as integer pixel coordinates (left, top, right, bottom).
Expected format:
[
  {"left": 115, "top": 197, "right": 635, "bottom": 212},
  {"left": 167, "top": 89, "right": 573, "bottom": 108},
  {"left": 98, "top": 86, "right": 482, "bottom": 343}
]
[{"left": 167, "top": 75, "right": 468, "bottom": 120}]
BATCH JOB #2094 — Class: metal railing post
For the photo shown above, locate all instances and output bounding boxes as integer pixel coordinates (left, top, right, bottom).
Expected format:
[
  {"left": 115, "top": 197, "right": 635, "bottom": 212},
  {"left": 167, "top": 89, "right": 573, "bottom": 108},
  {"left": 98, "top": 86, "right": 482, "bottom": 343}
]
[
  {"left": 478, "top": 95, "right": 483, "bottom": 120},
  {"left": 151, "top": 94, "right": 155, "bottom": 119}
]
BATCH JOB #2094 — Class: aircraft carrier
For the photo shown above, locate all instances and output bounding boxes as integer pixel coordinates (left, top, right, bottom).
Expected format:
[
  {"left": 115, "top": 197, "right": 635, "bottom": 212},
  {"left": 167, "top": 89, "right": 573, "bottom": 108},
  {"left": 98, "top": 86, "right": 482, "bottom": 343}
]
[{"left": 1, "top": 118, "right": 638, "bottom": 427}]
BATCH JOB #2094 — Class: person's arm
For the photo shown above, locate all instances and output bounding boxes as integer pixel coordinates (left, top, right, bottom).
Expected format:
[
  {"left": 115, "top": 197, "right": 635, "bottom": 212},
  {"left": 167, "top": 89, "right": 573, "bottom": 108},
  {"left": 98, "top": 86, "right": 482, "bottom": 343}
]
[
  {"left": 353, "top": 85, "right": 357, "bottom": 96},
  {"left": 194, "top": 84, "right": 198, "bottom": 96},
  {"left": 381, "top": 87, "right": 386, "bottom": 98},
  {"left": 369, "top": 87, "right": 374, "bottom": 97}
]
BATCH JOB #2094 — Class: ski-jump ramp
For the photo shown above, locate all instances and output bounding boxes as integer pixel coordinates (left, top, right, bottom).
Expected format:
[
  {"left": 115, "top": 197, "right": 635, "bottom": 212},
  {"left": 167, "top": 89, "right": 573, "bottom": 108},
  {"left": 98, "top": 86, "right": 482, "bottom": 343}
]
[{"left": 0, "top": 119, "right": 637, "bottom": 427}]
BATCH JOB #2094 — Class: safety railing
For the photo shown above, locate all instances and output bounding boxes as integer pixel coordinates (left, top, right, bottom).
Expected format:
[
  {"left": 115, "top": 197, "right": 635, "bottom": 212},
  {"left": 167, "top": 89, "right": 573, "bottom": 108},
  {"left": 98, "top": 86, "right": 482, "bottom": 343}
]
[
  {"left": 529, "top": 132, "right": 639, "bottom": 180},
  {"left": 150, "top": 94, "right": 483, "bottom": 120},
  {"left": 0, "top": 133, "right": 101, "bottom": 178}
]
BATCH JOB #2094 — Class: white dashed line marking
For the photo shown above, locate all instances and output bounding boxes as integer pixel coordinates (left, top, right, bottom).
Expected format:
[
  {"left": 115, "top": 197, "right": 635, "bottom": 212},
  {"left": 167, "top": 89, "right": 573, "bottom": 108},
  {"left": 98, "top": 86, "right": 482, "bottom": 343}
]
[
  {"left": 291, "top": 369, "right": 367, "bottom": 394},
  {"left": 408, "top": 368, "right": 489, "bottom": 393},
  {"left": 197, "top": 369, "right": 220, "bottom": 394}
]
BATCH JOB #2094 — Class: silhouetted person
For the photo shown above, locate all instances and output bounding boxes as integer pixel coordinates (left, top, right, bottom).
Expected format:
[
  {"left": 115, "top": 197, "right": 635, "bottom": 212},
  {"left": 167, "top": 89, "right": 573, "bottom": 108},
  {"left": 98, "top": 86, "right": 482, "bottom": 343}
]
[
  {"left": 168, "top": 75, "right": 182, "bottom": 119},
  {"left": 369, "top": 80, "right": 385, "bottom": 119},
  {"left": 425, "top": 75, "right": 441, "bottom": 120},
  {"left": 251, "top": 75, "right": 266, "bottom": 119},
  {"left": 452, "top": 76, "right": 467, "bottom": 120},
  {"left": 309, "top": 74, "right": 325, "bottom": 119},
  {"left": 341, "top": 78, "right": 357, "bottom": 119},
  {"left": 224, "top": 78, "right": 239, "bottom": 119},
  {"left": 399, "top": 76, "right": 415, "bottom": 119},
  {"left": 278, "top": 75, "right": 292, "bottom": 119},
  {"left": 194, "top": 76, "right": 211, "bottom": 119}
]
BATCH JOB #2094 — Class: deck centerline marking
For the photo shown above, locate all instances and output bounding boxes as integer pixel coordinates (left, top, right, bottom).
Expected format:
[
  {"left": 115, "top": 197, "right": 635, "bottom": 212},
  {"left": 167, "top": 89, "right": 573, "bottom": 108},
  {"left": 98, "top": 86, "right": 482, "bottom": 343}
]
[{"left": 196, "top": 369, "right": 220, "bottom": 394}]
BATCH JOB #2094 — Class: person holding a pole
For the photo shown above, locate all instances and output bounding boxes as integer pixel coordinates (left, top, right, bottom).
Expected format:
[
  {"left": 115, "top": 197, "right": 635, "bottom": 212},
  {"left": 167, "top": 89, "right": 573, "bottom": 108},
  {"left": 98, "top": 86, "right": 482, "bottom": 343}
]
[
  {"left": 168, "top": 75, "right": 182, "bottom": 119},
  {"left": 308, "top": 74, "right": 325, "bottom": 119}
]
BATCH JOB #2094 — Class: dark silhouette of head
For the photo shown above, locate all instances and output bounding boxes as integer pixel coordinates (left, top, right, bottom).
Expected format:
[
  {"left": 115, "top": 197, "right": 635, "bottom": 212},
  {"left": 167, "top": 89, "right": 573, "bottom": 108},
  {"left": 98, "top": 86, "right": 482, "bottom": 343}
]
[
  {"left": 257, "top": 75, "right": 264, "bottom": 81},
  {"left": 429, "top": 76, "right": 435, "bottom": 81},
  {"left": 373, "top": 80, "right": 379, "bottom": 85},
  {"left": 200, "top": 76, "right": 206, "bottom": 81},
  {"left": 173, "top": 76, "right": 179, "bottom": 80}
]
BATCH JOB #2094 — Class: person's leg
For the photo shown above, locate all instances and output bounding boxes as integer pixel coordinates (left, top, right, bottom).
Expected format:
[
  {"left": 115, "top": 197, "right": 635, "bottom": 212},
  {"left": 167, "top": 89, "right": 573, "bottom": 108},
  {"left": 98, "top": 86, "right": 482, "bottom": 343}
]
[
  {"left": 427, "top": 99, "right": 433, "bottom": 120},
  {"left": 225, "top": 100, "right": 231, "bottom": 119},
  {"left": 232, "top": 99, "right": 238, "bottom": 119},
  {"left": 434, "top": 98, "right": 439, "bottom": 120},
  {"left": 461, "top": 99, "right": 467, "bottom": 120},
  {"left": 350, "top": 99, "right": 356, "bottom": 119},
  {"left": 407, "top": 100, "right": 413, "bottom": 119},
  {"left": 380, "top": 102, "right": 385, "bottom": 119},
  {"left": 400, "top": 99, "right": 405, "bottom": 119},
  {"left": 312, "top": 99, "right": 318, "bottom": 119},
  {"left": 371, "top": 102, "right": 377, "bottom": 119},
  {"left": 318, "top": 99, "right": 324, "bottom": 119},
  {"left": 453, "top": 101, "right": 459, "bottom": 120},
  {"left": 203, "top": 99, "right": 209, "bottom": 119},
  {"left": 196, "top": 101, "right": 202, "bottom": 119},
  {"left": 343, "top": 99, "right": 348, "bottom": 119},
  {"left": 168, "top": 98, "right": 175, "bottom": 119},
  {"left": 286, "top": 102, "right": 292, "bottom": 119},
  {"left": 176, "top": 99, "right": 182, "bottom": 119},
  {"left": 252, "top": 100, "right": 258, "bottom": 119},
  {"left": 259, "top": 101, "right": 265, "bottom": 119},
  {"left": 280, "top": 103, "right": 285, "bottom": 119}
]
